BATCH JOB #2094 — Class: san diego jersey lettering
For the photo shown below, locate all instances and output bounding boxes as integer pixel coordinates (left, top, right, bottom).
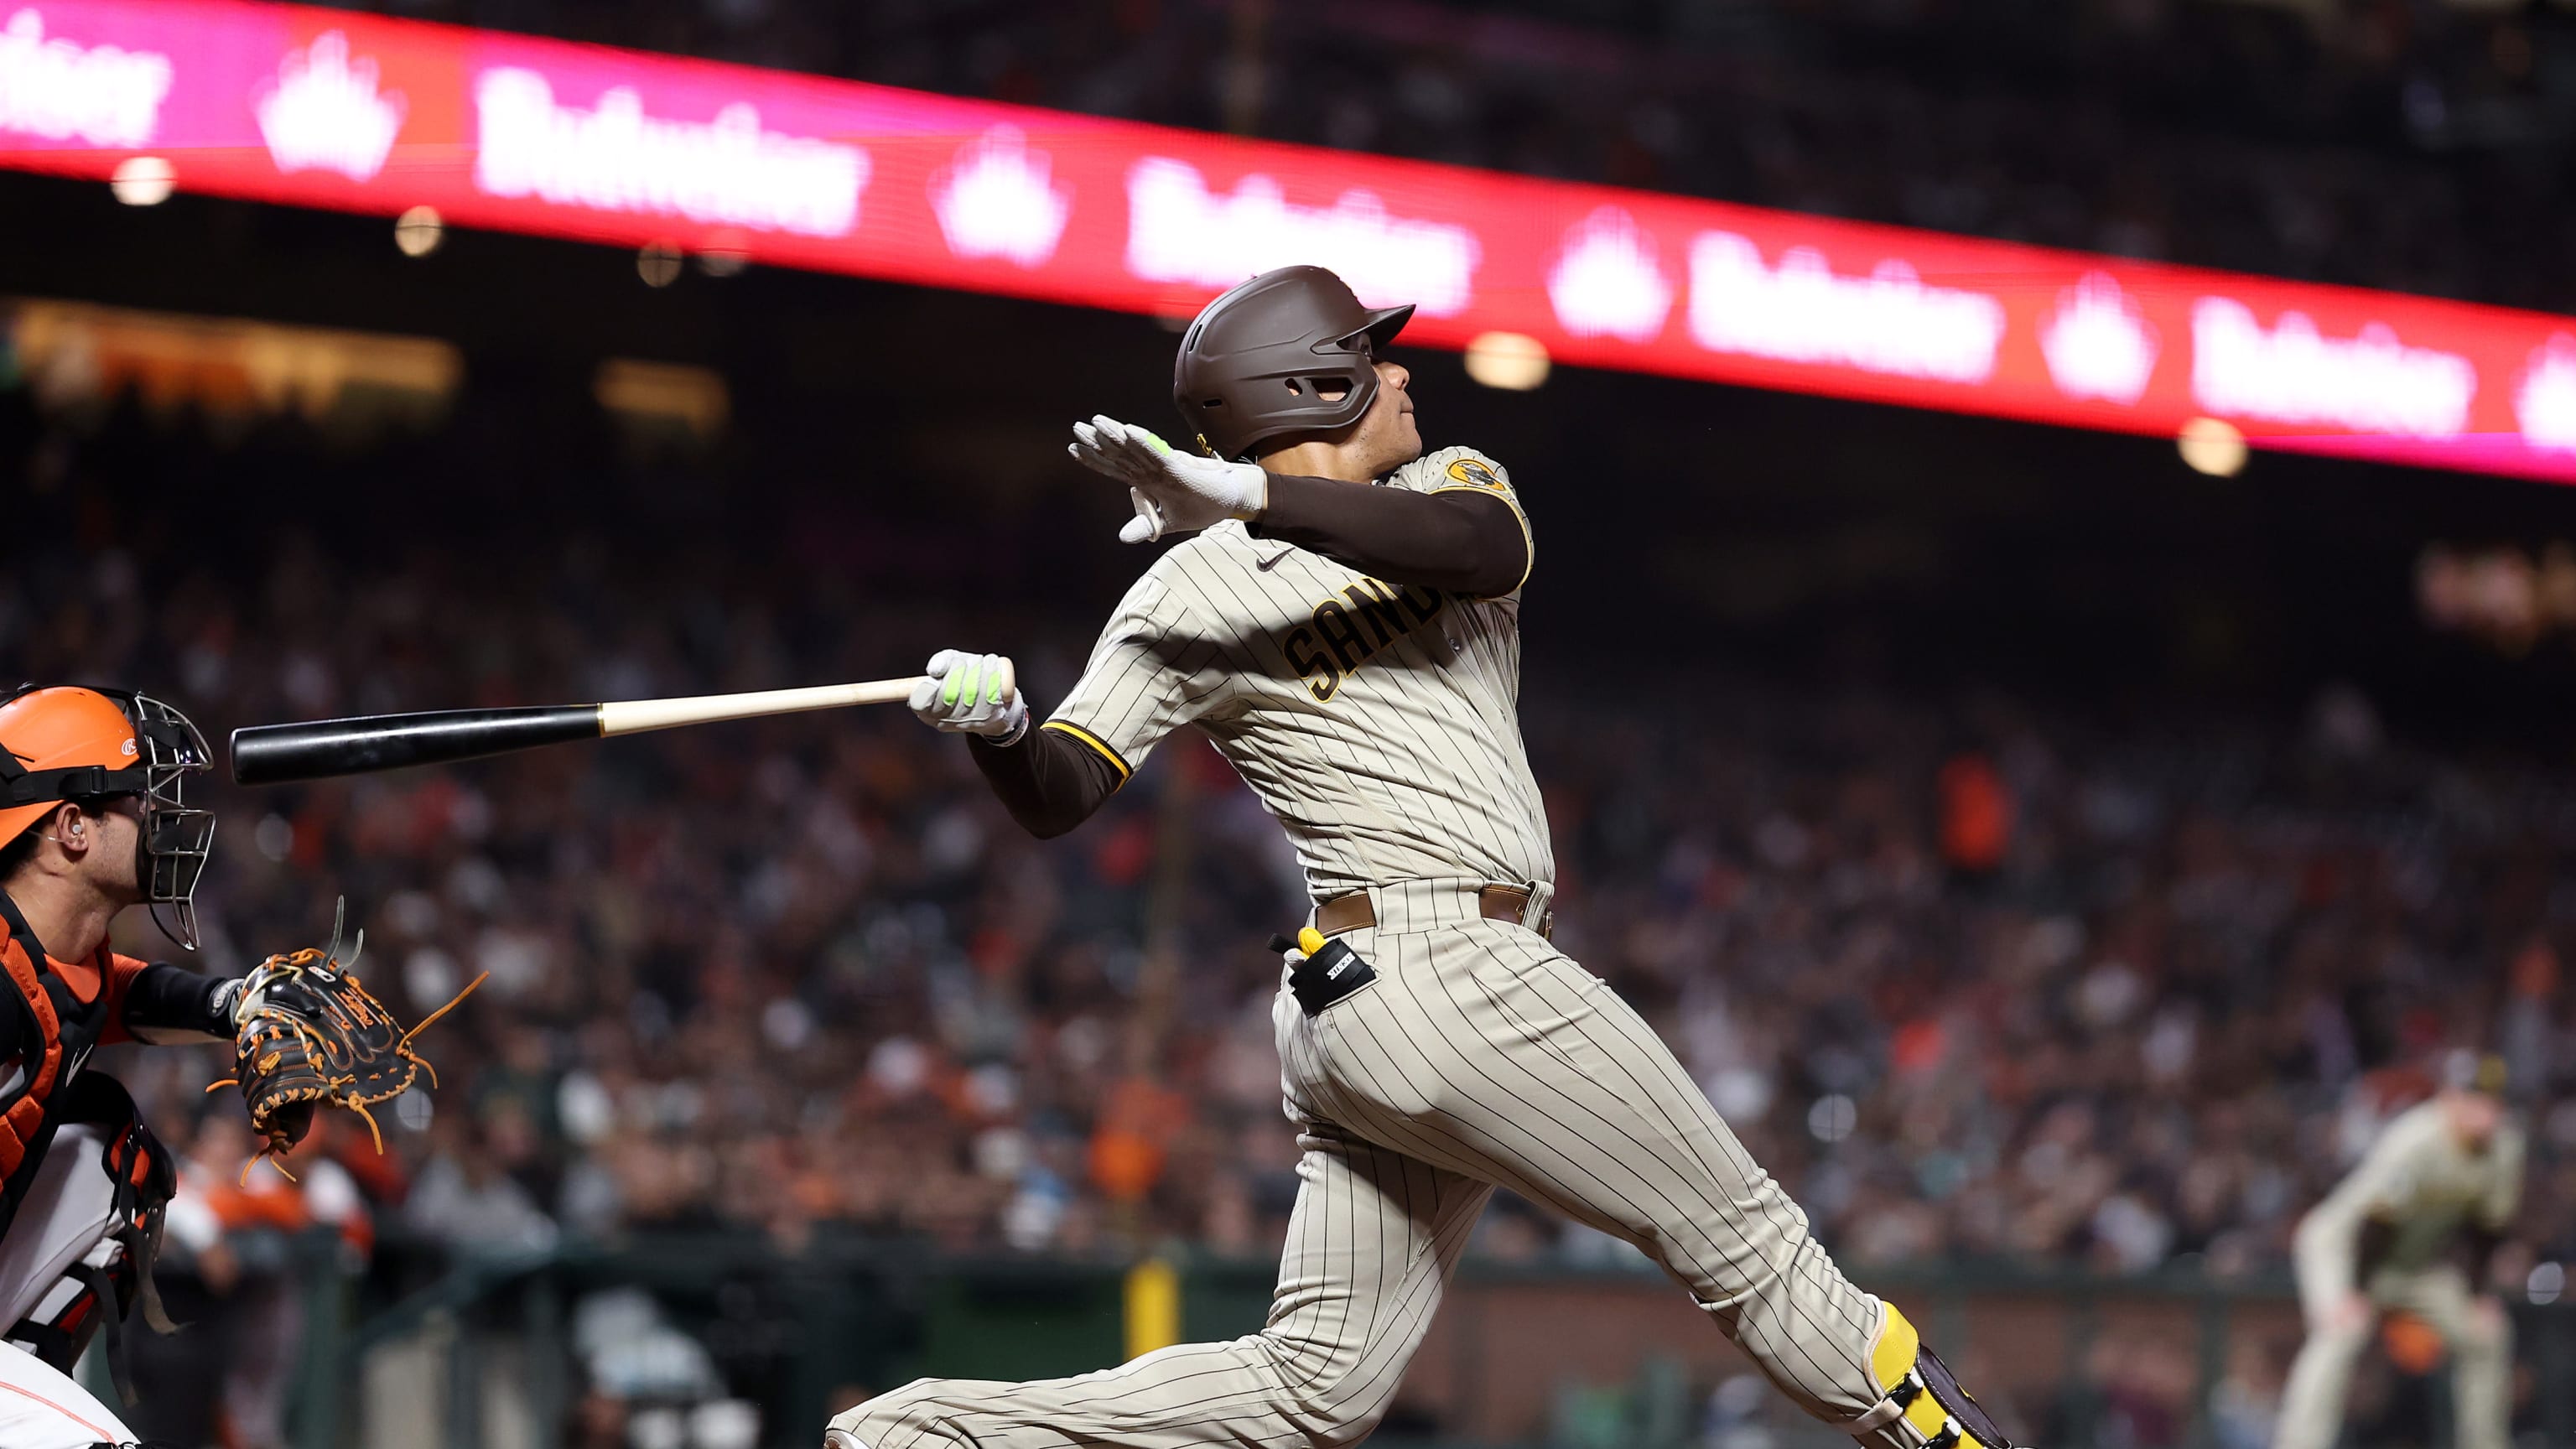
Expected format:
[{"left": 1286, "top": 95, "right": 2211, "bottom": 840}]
[{"left": 1045, "top": 445, "right": 1550, "bottom": 899}]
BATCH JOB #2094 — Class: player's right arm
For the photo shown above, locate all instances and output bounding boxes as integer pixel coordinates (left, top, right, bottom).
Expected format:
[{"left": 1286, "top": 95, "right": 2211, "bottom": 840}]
[
  {"left": 1251, "top": 474, "right": 1526, "bottom": 596},
  {"left": 913, "top": 572, "right": 1227, "bottom": 839},
  {"left": 2294, "top": 1110, "right": 2423, "bottom": 1317},
  {"left": 1069, "top": 418, "right": 1530, "bottom": 597}
]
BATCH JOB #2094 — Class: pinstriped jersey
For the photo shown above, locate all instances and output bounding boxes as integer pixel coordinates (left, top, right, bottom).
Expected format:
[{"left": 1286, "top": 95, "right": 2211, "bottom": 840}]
[
  {"left": 1045, "top": 444, "right": 1552, "bottom": 900},
  {"left": 2310, "top": 1100, "right": 2525, "bottom": 1275}
]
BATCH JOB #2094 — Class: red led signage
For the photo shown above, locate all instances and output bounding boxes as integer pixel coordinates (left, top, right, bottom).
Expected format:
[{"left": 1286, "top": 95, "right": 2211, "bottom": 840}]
[{"left": 8, "top": 0, "right": 2576, "bottom": 480}]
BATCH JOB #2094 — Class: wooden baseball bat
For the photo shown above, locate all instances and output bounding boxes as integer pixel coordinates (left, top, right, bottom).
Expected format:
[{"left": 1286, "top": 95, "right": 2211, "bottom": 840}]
[{"left": 231, "top": 678, "right": 925, "bottom": 786}]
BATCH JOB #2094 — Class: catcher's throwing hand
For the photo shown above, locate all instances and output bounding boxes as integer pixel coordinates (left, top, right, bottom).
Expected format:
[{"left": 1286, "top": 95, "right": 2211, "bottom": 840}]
[
  {"left": 216, "top": 904, "right": 485, "bottom": 1173},
  {"left": 1067, "top": 414, "right": 1268, "bottom": 543},
  {"left": 908, "top": 651, "right": 1030, "bottom": 741}
]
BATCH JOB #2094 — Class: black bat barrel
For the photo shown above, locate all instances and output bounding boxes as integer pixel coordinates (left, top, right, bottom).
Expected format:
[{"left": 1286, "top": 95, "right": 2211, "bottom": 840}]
[{"left": 231, "top": 705, "right": 601, "bottom": 786}]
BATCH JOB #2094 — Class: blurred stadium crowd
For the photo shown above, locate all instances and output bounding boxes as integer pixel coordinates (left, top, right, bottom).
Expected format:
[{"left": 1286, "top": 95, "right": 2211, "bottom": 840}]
[
  {"left": 5, "top": 400, "right": 2565, "bottom": 1304},
  {"left": 322, "top": 0, "right": 2576, "bottom": 312},
  {"left": 3, "top": 5, "right": 2569, "bottom": 1446}
]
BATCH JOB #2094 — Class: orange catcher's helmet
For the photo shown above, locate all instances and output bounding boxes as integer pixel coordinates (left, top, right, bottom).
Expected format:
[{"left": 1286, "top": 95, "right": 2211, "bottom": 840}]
[{"left": 0, "top": 685, "right": 216, "bottom": 948}]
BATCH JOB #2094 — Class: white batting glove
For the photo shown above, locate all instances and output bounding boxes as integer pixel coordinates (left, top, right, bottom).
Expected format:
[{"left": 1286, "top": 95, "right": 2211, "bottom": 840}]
[
  {"left": 908, "top": 650, "right": 1030, "bottom": 741},
  {"left": 1067, "top": 414, "right": 1269, "bottom": 543}
]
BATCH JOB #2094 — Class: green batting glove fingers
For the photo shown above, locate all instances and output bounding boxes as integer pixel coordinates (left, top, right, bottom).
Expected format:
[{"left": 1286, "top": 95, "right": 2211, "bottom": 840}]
[
  {"left": 943, "top": 662, "right": 976, "bottom": 708},
  {"left": 987, "top": 667, "right": 1010, "bottom": 705},
  {"left": 1142, "top": 431, "right": 1171, "bottom": 457}
]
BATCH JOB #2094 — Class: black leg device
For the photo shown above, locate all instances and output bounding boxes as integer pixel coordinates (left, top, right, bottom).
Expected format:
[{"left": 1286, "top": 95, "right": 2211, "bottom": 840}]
[{"left": 1267, "top": 932, "right": 1379, "bottom": 1016}]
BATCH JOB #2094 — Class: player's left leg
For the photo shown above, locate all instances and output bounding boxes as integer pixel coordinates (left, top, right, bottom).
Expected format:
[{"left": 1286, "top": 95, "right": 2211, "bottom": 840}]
[
  {"left": 2389, "top": 1267, "right": 2510, "bottom": 1449},
  {"left": 1296, "top": 910, "right": 2016, "bottom": 1449},
  {"left": 2449, "top": 1309, "right": 2512, "bottom": 1449},
  {"left": 825, "top": 1124, "right": 1492, "bottom": 1449}
]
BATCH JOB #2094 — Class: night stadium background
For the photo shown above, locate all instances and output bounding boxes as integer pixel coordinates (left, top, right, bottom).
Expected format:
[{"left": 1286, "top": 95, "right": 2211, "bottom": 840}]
[{"left": 3, "top": 1, "right": 2574, "bottom": 1446}]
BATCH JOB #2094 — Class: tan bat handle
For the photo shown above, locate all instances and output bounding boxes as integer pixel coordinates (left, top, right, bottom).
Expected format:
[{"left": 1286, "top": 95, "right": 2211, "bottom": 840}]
[{"left": 597, "top": 677, "right": 926, "bottom": 737}]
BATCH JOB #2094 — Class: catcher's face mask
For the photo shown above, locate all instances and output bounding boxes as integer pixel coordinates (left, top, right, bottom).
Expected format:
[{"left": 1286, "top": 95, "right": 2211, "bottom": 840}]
[
  {"left": 0, "top": 685, "right": 216, "bottom": 949},
  {"left": 121, "top": 691, "right": 216, "bottom": 950}
]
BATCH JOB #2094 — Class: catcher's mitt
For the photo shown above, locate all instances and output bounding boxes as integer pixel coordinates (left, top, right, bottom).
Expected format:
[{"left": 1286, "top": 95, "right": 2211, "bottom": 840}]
[{"left": 211, "top": 901, "right": 485, "bottom": 1174}]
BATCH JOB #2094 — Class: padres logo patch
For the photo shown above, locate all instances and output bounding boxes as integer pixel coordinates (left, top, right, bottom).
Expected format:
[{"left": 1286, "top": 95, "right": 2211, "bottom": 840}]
[{"left": 1445, "top": 458, "right": 1504, "bottom": 490}]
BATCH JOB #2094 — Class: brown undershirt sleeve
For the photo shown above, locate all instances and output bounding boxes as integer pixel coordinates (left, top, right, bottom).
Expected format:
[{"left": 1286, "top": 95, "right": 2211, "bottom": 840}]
[
  {"left": 969, "top": 722, "right": 1126, "bottom": 839},
  {"left": 1251, "top": 475, "right": 1529, "bottom": 596}
]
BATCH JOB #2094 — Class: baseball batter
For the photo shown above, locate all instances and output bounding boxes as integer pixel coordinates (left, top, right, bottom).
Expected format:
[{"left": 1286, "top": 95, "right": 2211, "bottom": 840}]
[
  {"left": 828, "top": 266, "right": 2014, "bottom": 1449},
  {"left": 2275, "top": 1058, "right": 2523, "bottom": 1449}
]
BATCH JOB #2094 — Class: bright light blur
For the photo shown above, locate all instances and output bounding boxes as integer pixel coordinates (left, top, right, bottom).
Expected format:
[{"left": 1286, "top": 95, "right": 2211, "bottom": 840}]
[
  {"left": 638, "top": 242, "right": 684, "bottom": 288},
  {"left": 5, "top": 298, "right": 461, "bottom": 424},
  {"left": 395, "top": 206, "right": 444, "bottom": 257},
  {"left": 108, "top": 156, "right": 174, "bottom": 206},
  {"left": 2178, "top": 416, "right": 2248, "bottom": 477},
  {"left": 1464, "top": 331, "right": 1550, "bottom": 390},
  {"left": 595, "top": 357, "right": 730, "bottom": 441},
  {"left": 1806, "top": 1093, "right": 1857, "bottom": 1143}
]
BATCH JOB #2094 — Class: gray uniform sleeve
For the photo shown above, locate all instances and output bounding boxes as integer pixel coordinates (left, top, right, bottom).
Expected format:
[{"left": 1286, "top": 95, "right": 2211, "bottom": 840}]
[
  {"left": 2295, "top": 1114, "right": 2423, "bottom": 1308},
  {"left": 1044, "top": 569, "right": 1230, "bottom": 779}
]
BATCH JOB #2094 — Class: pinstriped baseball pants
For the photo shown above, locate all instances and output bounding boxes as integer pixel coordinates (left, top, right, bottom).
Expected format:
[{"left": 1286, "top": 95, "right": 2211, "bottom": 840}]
[{"left": 828, "top": 880, "right": 1892, "bottom": 1449}]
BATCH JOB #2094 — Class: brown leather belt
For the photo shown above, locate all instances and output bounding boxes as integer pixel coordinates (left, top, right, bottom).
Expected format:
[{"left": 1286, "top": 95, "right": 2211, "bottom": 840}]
[{"left": 1315, "top": 885, "right": 1552, "bottom": 940}]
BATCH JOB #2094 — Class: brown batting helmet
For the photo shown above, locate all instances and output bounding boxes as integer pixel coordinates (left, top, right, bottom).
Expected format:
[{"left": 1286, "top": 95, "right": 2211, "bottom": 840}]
[{"left": 1173, "top": 266, "right": 1413, "bottom": 461}]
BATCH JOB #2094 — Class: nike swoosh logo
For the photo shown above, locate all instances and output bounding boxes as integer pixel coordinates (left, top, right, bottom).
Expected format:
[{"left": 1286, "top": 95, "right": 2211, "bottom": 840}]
[{"left": 1257, "top": 550, "right": 1296, "bottom": 571}]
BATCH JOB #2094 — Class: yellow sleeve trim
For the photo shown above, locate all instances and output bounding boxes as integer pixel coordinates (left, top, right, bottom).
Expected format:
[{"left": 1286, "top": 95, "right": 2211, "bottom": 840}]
[
  {"left": 1041, "top": 719, "right": 1133, "bottom": 782},
  {"left": 1429, "top": 483, "right": 1535, "bottom": 597}
]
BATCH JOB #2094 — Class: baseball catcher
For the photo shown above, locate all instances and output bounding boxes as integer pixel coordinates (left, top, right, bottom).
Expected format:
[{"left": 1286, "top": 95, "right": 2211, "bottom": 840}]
[
  {"left": 0, "top": 684, "right": 462, "bottom": 1449},
  {"left": 832, "top": 266, "right": 2017, "bottom": 1449}
]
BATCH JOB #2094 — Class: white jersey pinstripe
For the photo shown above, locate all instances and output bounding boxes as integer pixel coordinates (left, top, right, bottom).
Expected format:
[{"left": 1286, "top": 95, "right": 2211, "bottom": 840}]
[{"left": 1043, "top": 445, "right": 1552, "bottom": 901}]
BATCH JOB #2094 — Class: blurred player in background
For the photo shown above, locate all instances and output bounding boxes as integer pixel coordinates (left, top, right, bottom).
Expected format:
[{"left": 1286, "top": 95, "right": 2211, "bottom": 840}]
[
  {"left": 835, "top": 266, "right": 2015, "bottom": 1449},
  {"left": 148, "top": 1109, "right": 372, "bottom": 1449},
  {"left": 2275, "top": 1054, "right": 2523, "bottom": 1449}
]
